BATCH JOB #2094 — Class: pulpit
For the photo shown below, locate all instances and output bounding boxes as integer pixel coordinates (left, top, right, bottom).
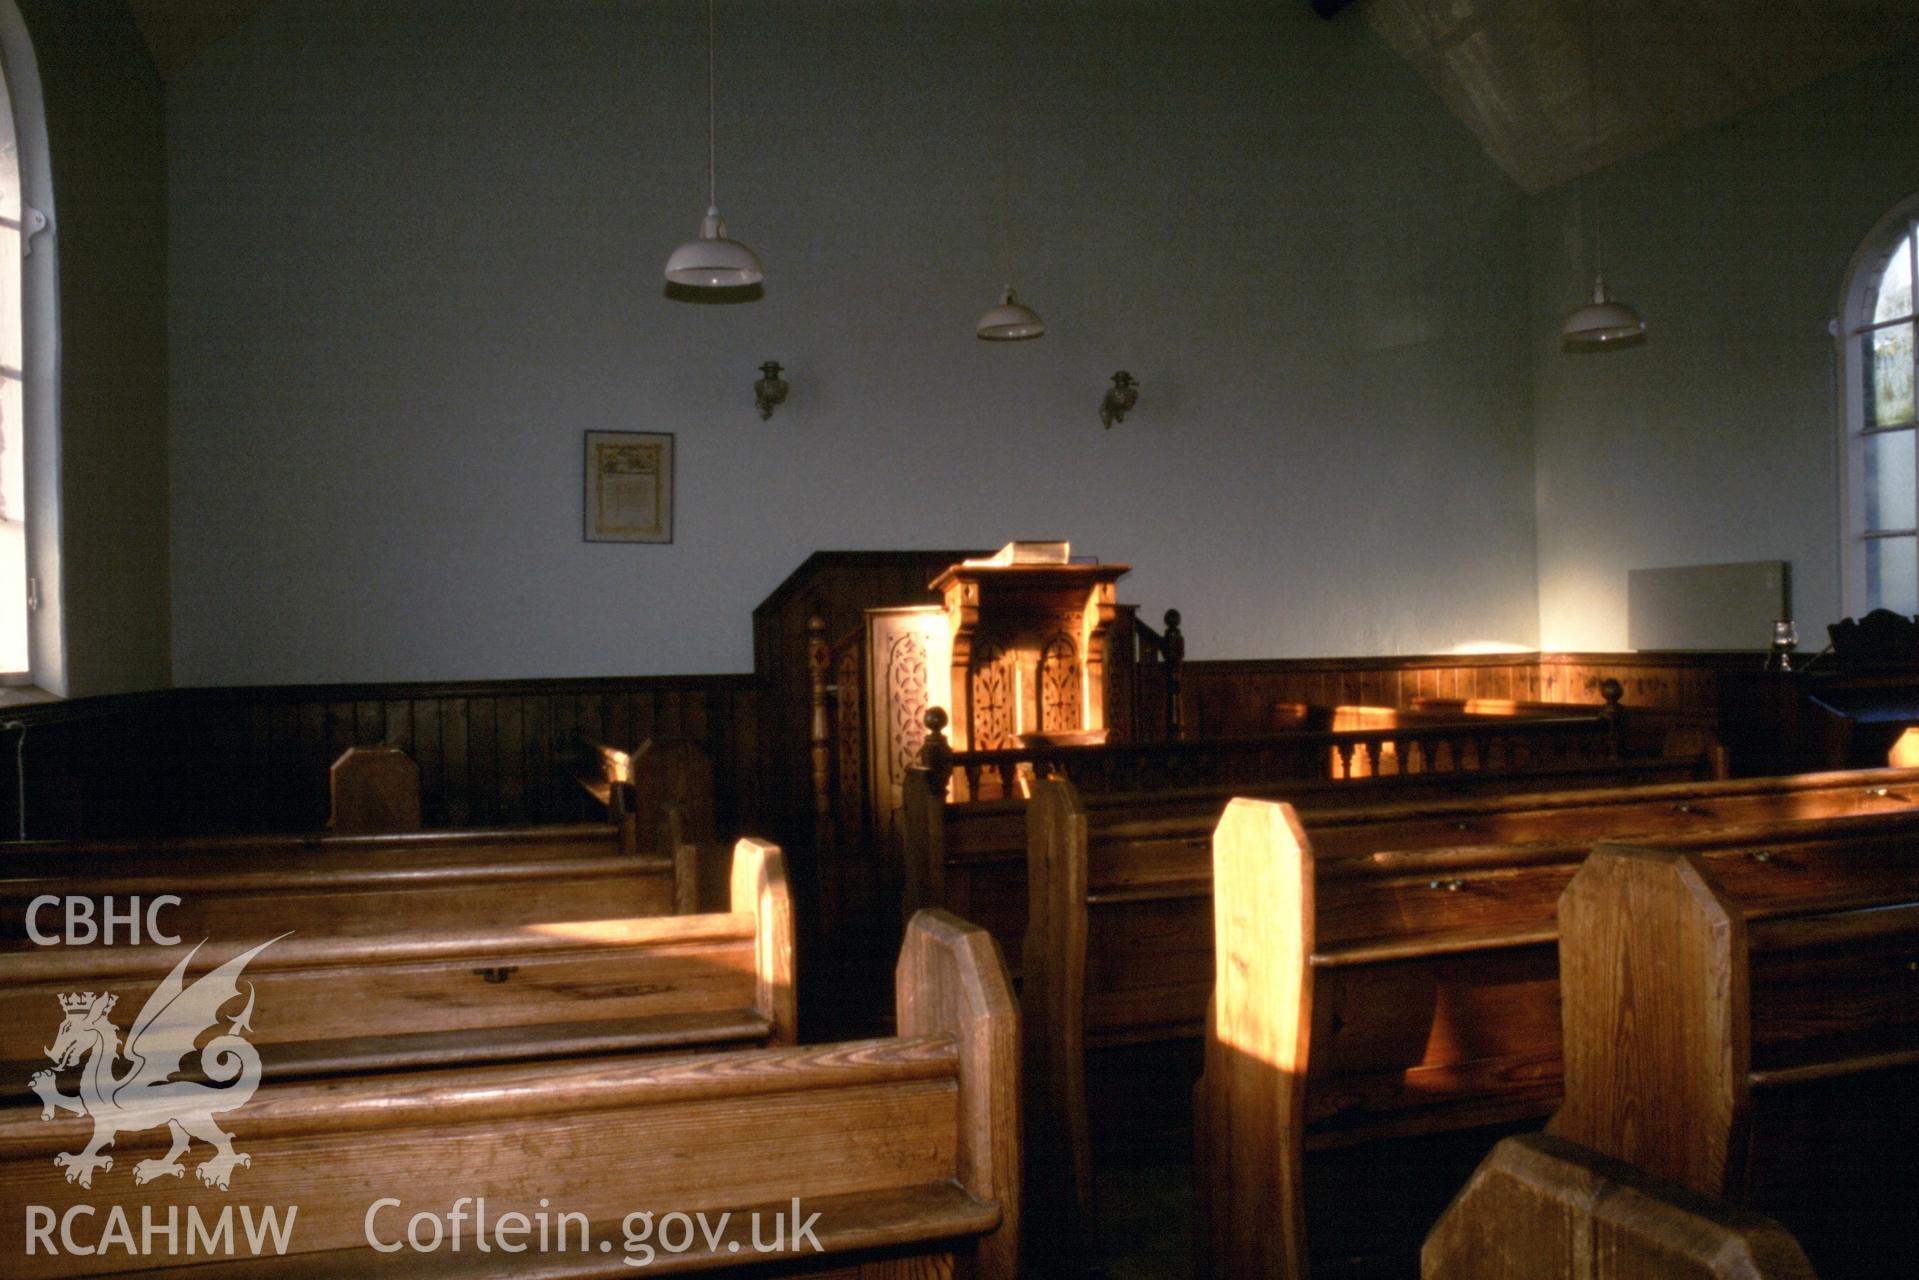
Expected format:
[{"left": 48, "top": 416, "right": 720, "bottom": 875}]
[
  {"left": 932, "top": 544, "right": 1130, "bottom": 753},
  {"left": 846, "top": 543, "right": 1129, "bottom": 856}
]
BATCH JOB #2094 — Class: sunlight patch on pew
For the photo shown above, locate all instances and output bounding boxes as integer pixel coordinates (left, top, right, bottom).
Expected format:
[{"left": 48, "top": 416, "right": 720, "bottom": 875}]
[{"left": 1889, "top": 727, "right": 1919, "bottom": 767}]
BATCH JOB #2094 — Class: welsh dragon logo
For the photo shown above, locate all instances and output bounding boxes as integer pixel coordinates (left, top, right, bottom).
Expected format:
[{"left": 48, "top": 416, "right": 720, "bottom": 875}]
[{"left": 27, "top": 936, "right": 283, "bottom": 1191}]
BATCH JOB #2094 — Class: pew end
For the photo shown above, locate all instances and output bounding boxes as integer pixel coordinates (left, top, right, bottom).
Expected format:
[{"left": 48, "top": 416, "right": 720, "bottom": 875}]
[
  {"left": 896, "top": 909, "right": 1022, "bottom": 1280},
  {"left": 1022, "top": 775, "right": 1096, "bottom": 1258},
  {"left": 1197, "top": 797, "right": 1316, "bottom": 1280},
  {"left": 1550, "top": 842, "right": 1752, "bottom": 1196},
  {"left": 731, "top": 837, "right": 797, "bottom": 1046},
  {"left": 900, "top": 764, "right": 947, "bottom": 924},
  {"left": 1423, "top": 1133, "right": 1818, "bottom": 1280},
  {"left": 327, "top": 745, "right": 422, "bottom": 833}
]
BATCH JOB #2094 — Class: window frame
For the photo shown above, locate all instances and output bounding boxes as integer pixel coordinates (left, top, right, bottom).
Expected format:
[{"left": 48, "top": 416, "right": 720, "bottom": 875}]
[
  {"left": 1839, "top": 194, "right": 1919, "bottom": 619},
  {"left": 0, "top": 0, "right": 58, "bottom": 692}
]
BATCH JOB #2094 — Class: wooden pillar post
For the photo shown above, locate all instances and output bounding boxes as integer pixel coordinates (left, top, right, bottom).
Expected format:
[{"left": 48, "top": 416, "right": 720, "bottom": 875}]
[
  {"left": 1163, "top": 608, "right": 1186, "bottom": 741},
  {"left": 807, "top": 614, "right": 835, "bottom": 857}
]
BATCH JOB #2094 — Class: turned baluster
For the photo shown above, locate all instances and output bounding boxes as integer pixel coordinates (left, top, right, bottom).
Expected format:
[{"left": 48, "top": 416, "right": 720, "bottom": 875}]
[
  {"left": 919, "top": 706, "right": 953, "bottom": 802},
  {"left": 1599, "top": 677, "right": 1625, "bottom": 760}
]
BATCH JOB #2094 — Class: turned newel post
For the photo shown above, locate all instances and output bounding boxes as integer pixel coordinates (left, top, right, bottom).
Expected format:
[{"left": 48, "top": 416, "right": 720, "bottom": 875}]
[
  {"left": 808, "top": 614, "right": 836, "bottom": 853},
  {"left": 920, "top": 706, "right": 953, "bottom": 800},
  {"left": 1599, "top": 677, "right": 1624, "bottom": 760},
  {"left": 1163, "top": 608, "right": 1186, "bottom": 741}
]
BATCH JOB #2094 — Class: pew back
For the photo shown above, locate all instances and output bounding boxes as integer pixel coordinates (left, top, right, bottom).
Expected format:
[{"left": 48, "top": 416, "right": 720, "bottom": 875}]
[{"left": 903, "top": 743, "right": 1731, "bottom": 960}]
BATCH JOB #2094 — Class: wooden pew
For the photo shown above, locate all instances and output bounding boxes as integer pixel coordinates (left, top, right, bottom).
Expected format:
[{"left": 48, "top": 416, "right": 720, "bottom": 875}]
[
  {"left": 0, "top": 838, "right": 794, "bottom": 1087},
  {"left": 1552, "top": 839, "right": 1919, "bottom": 1276},
  {"left": 1191, "top": 794, "right": 1919, "bottom": 1277},
  {"left": 1422, "top": 1133, "right": 1817, "bottom": 1280},
  {"left": 1, "top": 737, "right": 718, "bottom": 935},
  {"left": 1017, "top": 763, "right": 1914, "bottom": 1256},
  {"left": 0, "top": 823, "right": 692, "bottom": 944},
  {"left": 0, "top": 909, "right": 1016, "bottom": 1279},
  {"left": 901, "top": 740, "right": 1726, "bottom": 964}
]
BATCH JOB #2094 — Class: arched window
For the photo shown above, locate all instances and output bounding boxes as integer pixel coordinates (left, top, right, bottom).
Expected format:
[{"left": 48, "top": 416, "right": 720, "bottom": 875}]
[
  {"left": 0, "top": 48, "right": 28, "bottom": 673},
  {"left": 1842, "top": 197, "right": 1919, "bottom": 616},
  {"left": 0, "top": 0, "right": 55, "bottom": 690}
]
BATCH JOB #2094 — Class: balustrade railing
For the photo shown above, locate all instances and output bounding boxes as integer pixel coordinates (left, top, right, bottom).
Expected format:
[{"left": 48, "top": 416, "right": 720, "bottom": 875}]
[{"left": 917, "top": 706, "right": 1622, "bottom": 806}]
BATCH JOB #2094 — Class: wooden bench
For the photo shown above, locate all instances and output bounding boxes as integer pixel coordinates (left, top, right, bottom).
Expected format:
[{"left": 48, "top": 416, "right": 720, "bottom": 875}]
[
  {"left": 1422, "top": 1133, "right": 1816, "bottom": 1279},
  {"left": 1551, "top": 838, "right": 1919, "bottom": 1276},
  {"left": 0, "top": 820, "right": 696, "bottom": 944},
  {"left": 0, "top": 909, "right": 1016, "bottom": 1279},
  {"left": 901, "top": 742, "right": 1726, "bottom": 966},
  {"left": 0, "top": 838, "right": 794, "bottom": 1088},
  {"left": 1190, "top": 791, "right": 1919, "bottom": 1277},
  {"left": 1014, "top": 766, "right": 1913, "bottom": 1258}
]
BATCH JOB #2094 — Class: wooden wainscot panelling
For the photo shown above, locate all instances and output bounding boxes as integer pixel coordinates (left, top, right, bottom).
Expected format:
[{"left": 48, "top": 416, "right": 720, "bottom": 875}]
[{"left": 0, "top": 674, "right": 762, "bottom": 846}]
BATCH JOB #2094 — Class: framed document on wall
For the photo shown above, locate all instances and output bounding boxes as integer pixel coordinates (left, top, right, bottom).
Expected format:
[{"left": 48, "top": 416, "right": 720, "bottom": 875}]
[{"left": 584, "top": 430, "right": 673, "bottom": 544}]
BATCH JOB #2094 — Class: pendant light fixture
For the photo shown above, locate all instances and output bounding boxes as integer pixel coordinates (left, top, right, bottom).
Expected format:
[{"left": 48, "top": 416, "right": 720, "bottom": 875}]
[
  {"left": 976, "top": 0, "right": 1042, "bottom": 340},
  {"left": 1562, "top": 0, "right": 1644, "bottom": 351},
  {"left": 664, "top": 0, "right": 763, "bottom": 292}
]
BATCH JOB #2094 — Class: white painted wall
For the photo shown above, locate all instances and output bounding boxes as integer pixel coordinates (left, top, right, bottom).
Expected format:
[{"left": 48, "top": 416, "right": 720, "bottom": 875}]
[
  {"left": 165, "top": 0, "right": 1538, "bottom": 685},
  {"left": 1529, "top": 45, "right": 1919, "bottom": 653}
]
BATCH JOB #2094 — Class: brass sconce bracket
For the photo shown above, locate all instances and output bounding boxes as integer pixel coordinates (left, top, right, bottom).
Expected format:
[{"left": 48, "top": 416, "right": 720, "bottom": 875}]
[
  {"left": 1101, "top": 370, "right": 1138, "bottom": 428},
  {"left": 754, "top": 361, "right": 789, "bottom": 421}
]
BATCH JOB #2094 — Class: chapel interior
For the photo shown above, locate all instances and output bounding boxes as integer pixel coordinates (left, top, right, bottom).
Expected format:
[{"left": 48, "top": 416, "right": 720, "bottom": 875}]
[{"left": 1, "top": 1, "right": 1918, "bottom": 1277}]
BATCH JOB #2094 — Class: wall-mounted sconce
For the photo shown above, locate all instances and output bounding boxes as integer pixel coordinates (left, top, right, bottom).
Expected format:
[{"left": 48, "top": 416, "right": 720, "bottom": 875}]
[
  {"left": 754, "top": 361, "right": 789, "bottom": 421},
  {"left": 1100, "top": 370, "right": 1138, "bottom": 429}
]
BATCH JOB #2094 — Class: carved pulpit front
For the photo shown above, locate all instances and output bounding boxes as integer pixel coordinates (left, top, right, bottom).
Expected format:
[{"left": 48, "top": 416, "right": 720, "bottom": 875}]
[
  {"left": 861, "top": 544, "right": 1129, "bottom": 849},
  {"left": 931, "top": 546, "right": 1129, "bottom": 753}
]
